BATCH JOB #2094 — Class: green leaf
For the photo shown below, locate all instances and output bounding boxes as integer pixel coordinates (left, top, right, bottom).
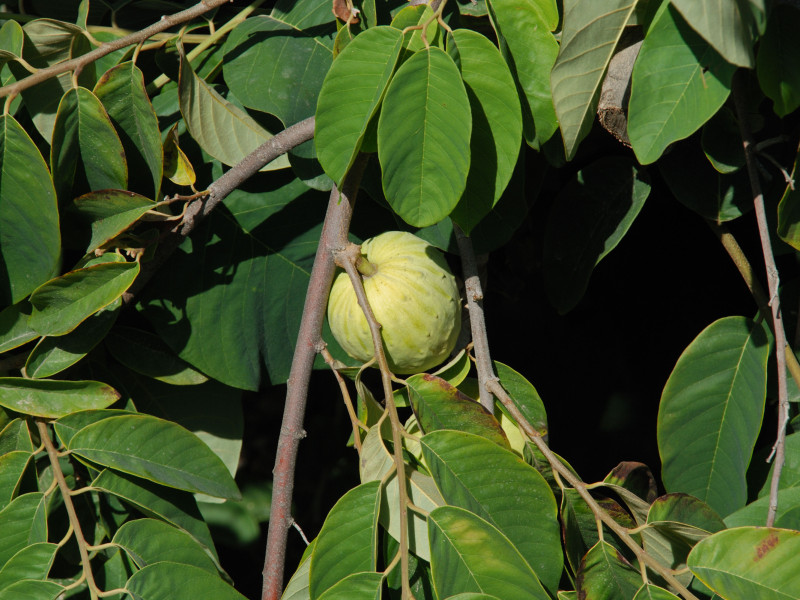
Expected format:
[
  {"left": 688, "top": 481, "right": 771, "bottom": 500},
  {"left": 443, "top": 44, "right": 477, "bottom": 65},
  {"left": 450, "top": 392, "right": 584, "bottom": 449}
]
[
  {"left": 724, "top": 487, "right": 800, "bottom": 530},
  {"left": 70, "top": 190, "right": 156, "bottom": 253},
  {"left": 281, "top": 542, "right": 314, "bottom": 600},
  {"left": 757, "top": 432, "right": 800, "bottom": 497},
  {"left": 577, "top": 541, "right": 641, "bottom": 599},
  {"left": 0, "top": 451, "right": 32, "bottom": 511},
  {"left": 670, "top": 0, "right": 755, "bottom": 68},
  {"left": 628, "top": 4, "right": 736, "bottom": 164},
  {"left": 756, "top": 5, "right": 800, "bottom": 117},
  {"left": 68, "top": 414, "right": 240, "bottom": 499},
  {"left": 550, "top": 0, "right": 638, "bottom": 159},
  {"left": 0, "top": 115, "right": 60, "bottom": 306},
  {"left": 0, "top": 302, "right": 38, "bottom": 354},
  {"left": 126, "top": 562, "right": 246, "bottom": 600},
  {"left": 0, "top": 21, "right": 24, "bottom": 67},
  {"left": 359, "top": 425, "right": 443, "bottom": 561},
  {"left": 115, "top": 370, "right": 243, "bottom": 483},
  {"left": 659, "top": 137, "right": 751, "bottom": 222},
  {"left": 421, "top": 430, "right": 562, "bottom": 595},
  {"left": 378, "top": 47, "right": 472, "bottom": 227},
  {"left": 390, "top": 5, "right": 440, "bottom": 54},
  {"left": 178, "top": 44, "right": 290, "bottom": 171},
  {"left": 91, "top": 469, "right": 218, "bottom": 561},
  {"left": 0, "top": 419, "right": 34, "bottom": 453},
  {"left": 18, "top": 18, "right": 92, "bottom": 142},
  {"left": 309, "top": 481, "right": 381, "bottom": 599},
  {"left": 28, "top": 262, "right": 139, "bottom": 336},
  {"left": 688, "top": 527, "right": 800, "bottom": 599},
  {"left": 657, "top": 316, "right": 769, "bottom": 517},
  {"left": 561, "top": 488, "right": 637, "bottom": 574},
  {"left": 427, "top": 505, "right": 550, "bottom": 599},
  {"left": 272, "top": 0, "right": 337, "bottom": 30},
  {"left": 317, "top": 572, "right": 384, "bottom": 600},
  {"left": 447, "top": 29, "right": 522, "bottom": 234},
  {"left": 113, "top": 518, "right": 218, "bottom": 573},
  {"left": 25, "top": 302, "right": 120, "bottom": 378},
  {"left": 50, "top": 86, "right": 128, "bottom": 202},
  {"left": 633, "top": 584, "right": 681, "bottom": 600},
  {"left": 222, "top": 15, "right": 333, "bottom": 129},
  {"left": 105, "top": 326, "right": 208, "bottom": 385},
  {"left": 54, "top": 409, "right": 136, "bottom": 446},
  {"left": 778, "top": 149, "right": 800, "bottom": 251},
  {"left": 0, "top": 543, "right": 57, "bottom": 591},
  {"left": 315, "top": 26, "right": 403, "bottom": 187},
  {"left": 488, "top": 0, "right": 558, "bottom": 149},
  {"left": 94, "top": 61, "right": 163, "bottom": 199},
  {"left": 543, "top": 157, "right": 650, "bottom": 314},
  {"left": 0, "top": 378, "right": 120, "bottom": 418},
  {"left": 603, "top": 461, "right": 658, "bottom": 503},
  {"left": 0, "top": 579, "right": 63, "bottom": 600},
  {"left": 0, "top": 493, "right": 46, "bottom": 567},
  {"left": 407, "top": 373, "right": 509, "bottom": 449},
  {"left": 140, "top": 179, "right": 330, "bottom": 389}
]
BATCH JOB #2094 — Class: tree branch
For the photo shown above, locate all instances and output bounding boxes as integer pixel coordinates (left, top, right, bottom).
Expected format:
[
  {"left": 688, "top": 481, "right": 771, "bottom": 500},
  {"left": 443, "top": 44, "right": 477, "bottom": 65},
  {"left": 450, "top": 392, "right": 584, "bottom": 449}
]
[
  {"left": 454, "top": 224, "right": 495, "bottom": 414},
  {"left": 0, "top": 0, "right": 231, "bottom": 99},
  {"left": 122, "top": 116, "right": 315, "bottom": 303},
  {"left": 261, "top": 155, "right": 368, "bottom": 600},
  {"left": 732, "top": 71, "right": 790, "bottom": 527}
]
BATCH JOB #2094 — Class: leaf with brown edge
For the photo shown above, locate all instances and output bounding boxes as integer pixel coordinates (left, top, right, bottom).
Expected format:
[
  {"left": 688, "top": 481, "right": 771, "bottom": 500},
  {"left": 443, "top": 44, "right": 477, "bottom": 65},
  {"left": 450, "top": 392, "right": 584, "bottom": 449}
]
[
  {"left": 604, "top": 461, "right": 658, "bottom": 503},
  {"left": 406, "top": 373, "right": 509, "bottom": 449}
]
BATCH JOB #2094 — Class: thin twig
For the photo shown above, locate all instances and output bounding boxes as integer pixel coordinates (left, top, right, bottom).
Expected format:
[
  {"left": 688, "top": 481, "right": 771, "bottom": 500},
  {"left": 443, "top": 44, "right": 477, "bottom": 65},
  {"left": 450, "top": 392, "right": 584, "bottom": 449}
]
[
  {"left": 320, "top": 345, "right": 365, "bottom": 453},
  {"left": 732, "top": 71, "right": 789, "bottom": 527},
  {"left": 706, "top": 221, "right": 800, "bottom": 392},
  {"left": 36, "top": 421, "right": 103, "bottom": 600},
  {"left": 334, "top": 242, "right": 414, "bottom": 599},
  {"left": 0, "top": 0, "right": 231, "bottom": 99},
  {"left": 261, "top": 155, "right": 368, "bottom": 600},
  {"left": 486, "top": 380, "right": 700, "bottom": 600},
  {"left": 122, "top": 116, "right": 315, "bottom": 303},
  {"left": 454, "top": 224, "right": 495, "bottom": 414}
]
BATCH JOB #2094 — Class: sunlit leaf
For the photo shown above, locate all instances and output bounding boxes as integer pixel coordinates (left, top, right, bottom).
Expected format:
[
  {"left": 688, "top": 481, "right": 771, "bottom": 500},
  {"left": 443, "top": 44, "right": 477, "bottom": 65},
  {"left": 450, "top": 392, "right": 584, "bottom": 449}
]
[
  {"left": 91, "top": 469, "right": 218, "bottom": 561},
  {"left": 315, "top": 26, "right": 403, "bottom": 187},
  {"left": 113, "top": 518, "right": 218, "bottom": 573},
  {"left": 407, "top": 373, "right": 509, "bottom": 448},
  {"left": 317, "top": 571, "right": 384, "bottom": 600},
  {"left": 94, "top": 61, "right": 163, "bottom": 199},
  {"left": 0, "top": 493, "right": 46, "bottom": 566},
  {"left": 670, "top": 0, "right": 755, "bottom": 68},
  {"left": 0, "top": 451, "right": 32, "bottom": 511},
  {"left": 178, "top": 45, "right": 289, "bottom": 171},
  {"left": 0, "top": 378, "right": 120, "bottom": 418},
  {"left": 0, "top": 543, "right": 57, "bottom": 591},
  {"left": 378, "top": 47, "right": 471, "bottom": 227},
  {"left": 422, "top": 430, "right": 562, "bottom": 594},
  {"left": 50, "top": 86, "right": 128, "bottom": 202},
  {"left": 488, "top": 0, "right": 558, "bottom": 149},
  {"left": 222, "top": 14, "right": 333, "bottom": 129},
  {"left": 126, "top": 562, "right": 246, "bottom": 600},
  {"left": 68, "top": 414, "right": 240, "bottom": 499},
  {"left": 25, "top": 301, "right": 119, "bottom": 379},
  {"left": 550, "top": 0, "right": 638, "bottom": 159},
  {"left": 309, "top": 481, "right": 380, "bottom": 598},
  {"left": 688, "top": 527, "right": 800, "bottom": 599},
  {"left": 428, "top": 505, "right": 550, "bottom": 599},
  {"left": 29, "top": 262, "right": 139, "bottom": 336},
  {"left": 658, "top": 317, "right": 769, "bottom": 517},
  {"left": 628, "top": 4, "right": 736, "bottom": 164}
]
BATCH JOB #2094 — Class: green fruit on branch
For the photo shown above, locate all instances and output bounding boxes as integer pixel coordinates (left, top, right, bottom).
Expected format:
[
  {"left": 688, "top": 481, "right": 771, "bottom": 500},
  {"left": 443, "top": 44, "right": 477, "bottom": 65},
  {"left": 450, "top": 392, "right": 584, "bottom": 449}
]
[{"left": 327, "top": 231, "right": 461, "bottom": 374}]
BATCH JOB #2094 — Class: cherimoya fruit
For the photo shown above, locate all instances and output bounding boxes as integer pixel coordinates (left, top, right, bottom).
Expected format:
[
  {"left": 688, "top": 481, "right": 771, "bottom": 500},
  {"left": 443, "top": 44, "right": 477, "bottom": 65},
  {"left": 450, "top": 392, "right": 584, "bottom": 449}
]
[{"left": 327, "top": 231, "right": 461, "bottom": 374}]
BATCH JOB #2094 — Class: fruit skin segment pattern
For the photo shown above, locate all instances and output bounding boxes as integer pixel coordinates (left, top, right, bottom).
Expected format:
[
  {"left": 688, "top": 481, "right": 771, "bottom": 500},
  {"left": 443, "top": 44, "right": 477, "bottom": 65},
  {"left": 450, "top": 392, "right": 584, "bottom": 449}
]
[{"left": 327, "top": 231, "right": 461, "bottom": 374}]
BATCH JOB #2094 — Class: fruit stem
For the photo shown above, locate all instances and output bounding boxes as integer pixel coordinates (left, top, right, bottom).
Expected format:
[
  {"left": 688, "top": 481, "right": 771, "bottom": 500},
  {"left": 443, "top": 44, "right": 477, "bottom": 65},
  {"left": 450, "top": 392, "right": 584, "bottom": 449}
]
[{"left": 356, "top": 254, "right": 378, "bottom": 277}]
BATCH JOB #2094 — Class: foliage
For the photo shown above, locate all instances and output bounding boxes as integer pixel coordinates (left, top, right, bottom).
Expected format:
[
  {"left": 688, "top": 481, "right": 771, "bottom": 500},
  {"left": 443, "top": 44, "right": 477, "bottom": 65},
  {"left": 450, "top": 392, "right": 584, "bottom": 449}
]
[{"left": 0, "top": 0, "right": 799, "bottom": 599}]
